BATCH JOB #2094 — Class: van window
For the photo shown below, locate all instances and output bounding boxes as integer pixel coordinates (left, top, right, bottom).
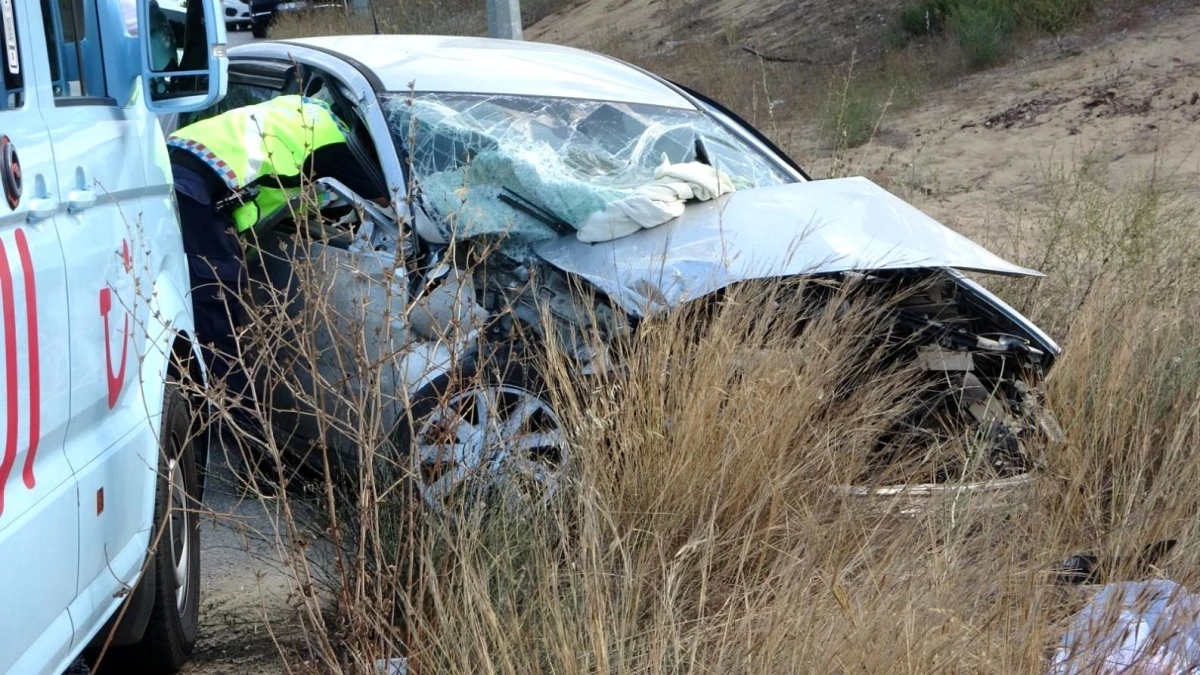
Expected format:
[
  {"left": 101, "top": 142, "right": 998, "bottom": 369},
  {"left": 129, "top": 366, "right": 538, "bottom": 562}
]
[
  {"left": 40, "top": 0, "right": 109, "bottom": 103},
  {"left": 0, "top": 0, "right": 22, "bottom": 108}
]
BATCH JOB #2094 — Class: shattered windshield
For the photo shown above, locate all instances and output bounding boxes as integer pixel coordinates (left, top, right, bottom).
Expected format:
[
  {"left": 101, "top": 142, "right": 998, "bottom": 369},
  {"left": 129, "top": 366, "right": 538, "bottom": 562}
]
[{"left": 380, "top": 93, "right": 797, "bottom": 243}]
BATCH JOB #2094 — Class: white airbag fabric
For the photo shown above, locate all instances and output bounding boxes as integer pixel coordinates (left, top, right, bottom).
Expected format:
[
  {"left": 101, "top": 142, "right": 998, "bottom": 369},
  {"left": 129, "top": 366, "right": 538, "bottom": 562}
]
[{"left": 575, "top": 158, "right": 736, "bottom": 243}]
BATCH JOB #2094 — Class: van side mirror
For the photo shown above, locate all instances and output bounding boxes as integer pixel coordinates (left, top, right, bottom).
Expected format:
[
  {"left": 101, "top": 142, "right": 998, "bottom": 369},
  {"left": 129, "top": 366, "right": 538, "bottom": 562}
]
[{"left": 138, "top": 0, "right": 227, "bottom": 113}]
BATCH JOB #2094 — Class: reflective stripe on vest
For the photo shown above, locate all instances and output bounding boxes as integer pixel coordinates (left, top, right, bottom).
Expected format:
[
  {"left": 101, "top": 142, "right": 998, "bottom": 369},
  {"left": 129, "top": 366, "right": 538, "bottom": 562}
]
[{"left": 168, "top": 95, "right": 349, "bottom": 231}]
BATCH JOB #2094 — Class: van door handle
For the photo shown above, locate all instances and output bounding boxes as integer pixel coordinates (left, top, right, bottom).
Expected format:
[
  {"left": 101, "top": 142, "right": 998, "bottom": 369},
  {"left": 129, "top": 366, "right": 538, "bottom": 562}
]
[
  {"left": 27, "top": 197, "right": 57, "bottom": 222},
  {"left": 67, "top": 188, "right": 96, "bottom": 213}
]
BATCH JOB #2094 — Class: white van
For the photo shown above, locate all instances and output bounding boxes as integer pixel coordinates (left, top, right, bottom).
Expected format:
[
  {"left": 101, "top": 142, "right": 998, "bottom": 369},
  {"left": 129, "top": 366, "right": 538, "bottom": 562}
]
[{"left": 0, "top": 0, "right": 226, "bottom": 672}]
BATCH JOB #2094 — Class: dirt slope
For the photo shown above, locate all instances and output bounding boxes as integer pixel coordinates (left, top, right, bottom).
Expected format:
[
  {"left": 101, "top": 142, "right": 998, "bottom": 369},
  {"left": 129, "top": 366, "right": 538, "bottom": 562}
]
[
  {"left": 828, "top": 3, "right": 1200, "bottom": 239},
  {"left": 528, "top": 0, "right": 905, "bottom": 63},
  {"left": 532, "top": 0, "right": 1200, "bottom": 240}
]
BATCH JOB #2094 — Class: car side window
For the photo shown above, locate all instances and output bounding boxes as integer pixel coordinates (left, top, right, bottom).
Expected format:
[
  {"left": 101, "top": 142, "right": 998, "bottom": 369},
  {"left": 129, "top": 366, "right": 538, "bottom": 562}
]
[
  {"left": 176, "top": 81, "right": 279, "bottom": 128},
  {"left": 0, "top": 0, "right": 23, "bottom": 108},
  {"left": 40, "top": 0, "right": 109, "bottom": 103}
]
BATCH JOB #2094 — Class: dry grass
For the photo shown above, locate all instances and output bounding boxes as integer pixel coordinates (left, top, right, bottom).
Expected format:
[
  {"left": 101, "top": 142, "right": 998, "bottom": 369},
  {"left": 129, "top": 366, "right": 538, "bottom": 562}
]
[
  {"left": 266, "top": 0, "right": 577, "bottom": 39},
  {"left": 266, "top": 1, "right": 486, "bottom": 39},
  {"left": 367, "top": 164, "right": 1200, "bottom": 675},
  {"left": 137, "top": 143, "right": 1200, "bottom": 674}
]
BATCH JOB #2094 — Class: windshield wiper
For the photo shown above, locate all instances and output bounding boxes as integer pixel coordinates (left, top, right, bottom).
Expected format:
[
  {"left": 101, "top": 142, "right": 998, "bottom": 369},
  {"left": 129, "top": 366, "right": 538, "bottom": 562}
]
[
  {"left": 694, "top": 136, "right": 712, "bottom": 167},
  {"left": 499, "top": 188, "right": 574, "bottom": 237}
]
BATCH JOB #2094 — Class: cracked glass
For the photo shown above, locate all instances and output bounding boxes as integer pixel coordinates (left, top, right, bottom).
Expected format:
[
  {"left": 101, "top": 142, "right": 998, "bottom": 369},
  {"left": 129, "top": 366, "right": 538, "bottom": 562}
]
[{"left": 380, "top": 93, "right": 796, "bottom": 243}]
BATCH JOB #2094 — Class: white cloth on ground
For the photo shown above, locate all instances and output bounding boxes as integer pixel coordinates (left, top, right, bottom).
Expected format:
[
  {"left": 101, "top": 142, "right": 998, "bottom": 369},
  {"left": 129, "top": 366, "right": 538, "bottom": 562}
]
[{"left": 1049, "top": 580, "right": 1200, "bottom": 674}]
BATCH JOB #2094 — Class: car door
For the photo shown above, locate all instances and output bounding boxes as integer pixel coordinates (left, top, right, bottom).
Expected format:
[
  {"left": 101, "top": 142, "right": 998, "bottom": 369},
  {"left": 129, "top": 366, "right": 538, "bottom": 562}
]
[
  {"left": 0, "top": 0, "right": 80, "bottom": 671},
  {"left": 33, "top": 0, "right": 160, "bottom": 639},
  {"left": 252, "top": 62, "right": 427, "bottom": 462}
]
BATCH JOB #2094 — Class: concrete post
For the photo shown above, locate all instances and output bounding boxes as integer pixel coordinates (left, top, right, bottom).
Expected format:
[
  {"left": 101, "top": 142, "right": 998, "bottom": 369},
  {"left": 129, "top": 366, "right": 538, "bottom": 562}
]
[{"left": 487, "top": 0, "right": 522, "bottom": 40}]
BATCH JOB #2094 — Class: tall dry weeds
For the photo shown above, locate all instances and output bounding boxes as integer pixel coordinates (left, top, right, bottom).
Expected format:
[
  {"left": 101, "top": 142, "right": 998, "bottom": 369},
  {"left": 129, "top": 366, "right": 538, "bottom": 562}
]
[
  {"left": 310, "top": 156, "right": 1200, "bottom": 672},
  {"left": 88, "top": 79, "right": 1200, "bottom": 674}
]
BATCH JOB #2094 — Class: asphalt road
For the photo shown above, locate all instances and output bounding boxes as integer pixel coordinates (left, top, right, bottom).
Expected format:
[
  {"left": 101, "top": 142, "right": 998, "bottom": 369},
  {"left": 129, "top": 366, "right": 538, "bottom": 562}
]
[
  {"left": 227, "top": 27, "right": 259, "bottom": 49},
  {"left": 181, "top": 27, "right": 325, "bottom": 673},
  {"left": 183, "top": 457, "right": 297, "bottom": 673}
]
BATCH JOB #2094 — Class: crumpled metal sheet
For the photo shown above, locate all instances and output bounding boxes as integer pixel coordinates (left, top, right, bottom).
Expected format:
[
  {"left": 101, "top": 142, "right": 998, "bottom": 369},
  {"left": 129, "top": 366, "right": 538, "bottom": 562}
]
[
  {"left": 1050, "top": 580, "right": 1200, "bottom": 674},
  {"left": 532, "top": 177, "right": 1041, "bottom": 317}
]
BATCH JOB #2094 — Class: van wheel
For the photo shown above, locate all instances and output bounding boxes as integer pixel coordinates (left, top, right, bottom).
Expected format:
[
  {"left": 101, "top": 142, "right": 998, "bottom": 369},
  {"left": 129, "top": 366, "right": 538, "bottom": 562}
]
[
  {"left": 111, "top": 385, "right": 201, "bottom": 672},
  {"left": 251, "top": 20, "right": 269, "bottom": 38}
]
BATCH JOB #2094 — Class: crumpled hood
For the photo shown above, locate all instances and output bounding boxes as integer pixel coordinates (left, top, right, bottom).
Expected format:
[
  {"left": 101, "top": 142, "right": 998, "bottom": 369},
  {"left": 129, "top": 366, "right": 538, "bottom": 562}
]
[{"left": 532, "top": 176, "right": 1040, "bottom": 316}]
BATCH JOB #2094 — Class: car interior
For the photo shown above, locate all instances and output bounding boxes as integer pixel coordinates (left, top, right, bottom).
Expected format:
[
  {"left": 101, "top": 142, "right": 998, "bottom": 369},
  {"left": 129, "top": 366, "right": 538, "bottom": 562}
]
[
  {"left": 176, "top": 60, "right": 468, "bottom": 469},
  {"left": 181, "top": 60, "right": 406, "bottom": 247}
]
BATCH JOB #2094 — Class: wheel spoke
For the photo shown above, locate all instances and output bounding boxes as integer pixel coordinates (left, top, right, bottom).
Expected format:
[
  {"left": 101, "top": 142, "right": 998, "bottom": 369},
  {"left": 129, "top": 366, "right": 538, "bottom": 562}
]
[
  {"left": 422, "top": 458, "right": 483, "bottom": 504},
  {"left": 422, "top": 407, "right": 477, "bottom": 447},
  {"left": 473, "top": 390, "right": 493, "bottom": 430},
  {"left": 502, "top": 429, "right": 568, "bottom": 459},
  {"left": 166, "top": 456, "right": 190, "bottom": 612},
  {"left": 500, "top": 455, "right": 563, "bottom": 500},
  {"left": 414, "top": 384, "right": 570, "bottom": 517},
  {"left": 416, "top": 441, "right": 471, "bottom": 466},
  {"left": 501, "top": 396, "right": 543, "bottom": 437},
  {"left": 173, "top": 511, "right": 187, "bottom": 587}
]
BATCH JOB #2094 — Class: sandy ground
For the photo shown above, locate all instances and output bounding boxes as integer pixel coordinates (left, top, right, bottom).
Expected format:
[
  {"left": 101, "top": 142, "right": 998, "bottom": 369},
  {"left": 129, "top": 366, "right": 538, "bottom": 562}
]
[
  {"left": 830, "top": 3, "right": 1200, "bottom": 240},
  {"left": 527, "top": 0, "right": 905, "bottom": 62}
]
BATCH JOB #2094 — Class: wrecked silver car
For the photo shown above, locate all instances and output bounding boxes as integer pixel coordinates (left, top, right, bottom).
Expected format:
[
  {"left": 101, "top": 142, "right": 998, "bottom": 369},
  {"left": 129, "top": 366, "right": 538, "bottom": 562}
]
[{"left": 193, "top": 35, "right": 1061, "bottom": 508}]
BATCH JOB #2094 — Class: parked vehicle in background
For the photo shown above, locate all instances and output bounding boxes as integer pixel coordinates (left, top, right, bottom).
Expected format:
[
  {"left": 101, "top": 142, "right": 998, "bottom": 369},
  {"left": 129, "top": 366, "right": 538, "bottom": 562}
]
[
  {"left": 185, "top": 35, "right": 1061, "bottom": 516},
  {"left": 249, "top": 0, "right": 281, "bottom": 37},
  {"left": 225, "top": 0, "right": 251, "bottom": 29},
  {"left": 0, "top": 0, "right": 226, "bottom": 673},
  {"left": 250, "top": 0, "right": 345, "bottom": 37}
]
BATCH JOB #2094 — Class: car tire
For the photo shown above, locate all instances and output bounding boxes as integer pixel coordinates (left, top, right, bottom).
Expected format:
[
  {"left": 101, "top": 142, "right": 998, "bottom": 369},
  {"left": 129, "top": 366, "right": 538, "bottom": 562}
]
[
  {"left": 109, "top": 384, "right": 201, "bottom": 672},
  {"left": 389, "top": 345, "right": 572, "bottom": 519},
  {"left": 251, "top": 19, "right": 269, "bottom": 38}
]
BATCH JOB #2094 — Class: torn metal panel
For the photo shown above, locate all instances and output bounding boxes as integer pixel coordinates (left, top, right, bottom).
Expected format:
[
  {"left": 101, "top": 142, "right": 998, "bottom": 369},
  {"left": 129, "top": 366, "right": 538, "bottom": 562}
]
[
  {"left": 408, "top": 267, "right": 489, "bottom": 341},
  {"left": 918, "top": 346, "right": 974, "bottom": 372}
]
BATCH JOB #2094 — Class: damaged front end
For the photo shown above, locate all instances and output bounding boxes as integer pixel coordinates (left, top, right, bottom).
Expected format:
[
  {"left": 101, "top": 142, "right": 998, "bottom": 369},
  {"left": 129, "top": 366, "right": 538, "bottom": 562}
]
[
  {"left": 468, "top": 245, "right": 1061, "bottom": 505},
  {"left": 366, "top": 88, "right": 1062, "bottom": 507},
  {"left": 842, "top": 268, "right": 1061, "bottom": 488}
]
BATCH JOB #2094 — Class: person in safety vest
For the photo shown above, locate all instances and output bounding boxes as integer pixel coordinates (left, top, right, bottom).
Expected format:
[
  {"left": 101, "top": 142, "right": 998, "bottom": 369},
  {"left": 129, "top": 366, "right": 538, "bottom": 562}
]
[{"left": 167, "top": 94, "right": 387, "bottom": 493}]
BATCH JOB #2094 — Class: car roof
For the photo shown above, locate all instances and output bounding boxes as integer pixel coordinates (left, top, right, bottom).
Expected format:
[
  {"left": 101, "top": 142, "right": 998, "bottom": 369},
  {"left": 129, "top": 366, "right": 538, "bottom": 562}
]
[{"left": 274, "top": 35, "right": 697, "bottom": 109}]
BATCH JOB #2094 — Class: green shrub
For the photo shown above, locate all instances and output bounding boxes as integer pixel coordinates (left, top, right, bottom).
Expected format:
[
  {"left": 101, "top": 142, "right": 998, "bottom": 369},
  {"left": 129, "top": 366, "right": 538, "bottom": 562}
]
[
  {"left": 1015, "top": 0, "right": 1094, "bottom": 34},
  {"left": 948, "top": 2, "right": 1016, "bottom": 69},
  {"left": 897, "top": 4, "right": 937, "bottom": 37},
  {"left": 895, "top": 0, "right": 955, "bottom": 39},
  {"left": 890, "top": 0, "right": 1095, "bottom": 61},
  {"left": 824, "top": 75, "right": 892, "bottom": 150}
]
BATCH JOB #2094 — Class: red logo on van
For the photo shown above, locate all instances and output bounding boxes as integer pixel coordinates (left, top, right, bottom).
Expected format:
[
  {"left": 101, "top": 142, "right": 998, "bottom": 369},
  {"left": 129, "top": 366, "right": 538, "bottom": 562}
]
[
  {"left": 0, "top": 228, "right": 40, "bottom": 516},
  {"left": 100, "top": 239, "right": 132, "bottom": 409}
]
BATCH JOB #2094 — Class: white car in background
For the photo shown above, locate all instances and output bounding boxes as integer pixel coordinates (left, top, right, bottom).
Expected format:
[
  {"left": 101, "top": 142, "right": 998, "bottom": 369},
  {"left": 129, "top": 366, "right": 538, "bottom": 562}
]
[{"left": 225, "top": 0, "right": 251, "bottom": 29}]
